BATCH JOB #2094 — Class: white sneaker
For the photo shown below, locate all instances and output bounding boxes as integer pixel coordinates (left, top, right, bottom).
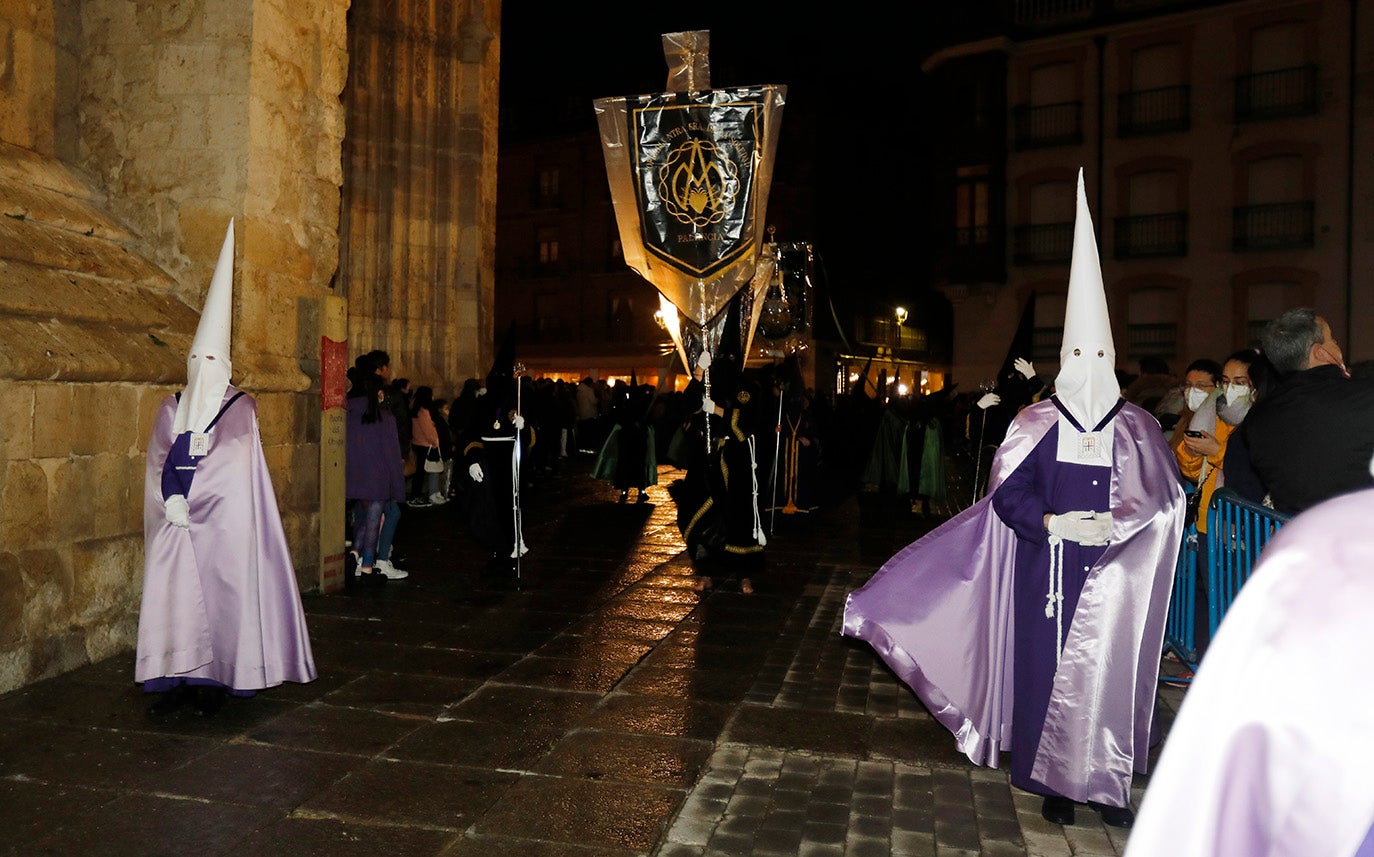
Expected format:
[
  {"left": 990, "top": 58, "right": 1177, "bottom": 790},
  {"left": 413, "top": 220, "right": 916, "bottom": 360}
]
[
  {"left": 375, "top": 559, "right": 409, "bottom": 580},
  {"left": 429, "top": 492, "right": 448, "bottom": 505}
]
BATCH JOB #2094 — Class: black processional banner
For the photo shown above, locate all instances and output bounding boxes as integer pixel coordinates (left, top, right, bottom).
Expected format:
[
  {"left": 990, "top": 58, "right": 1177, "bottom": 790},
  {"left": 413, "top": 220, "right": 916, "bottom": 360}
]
[
  {"left": 596, "top": 30, "right": 784, "bottom": 375},
  {"left": 626, "top": 88, "right": 768, "bottom": 280}
]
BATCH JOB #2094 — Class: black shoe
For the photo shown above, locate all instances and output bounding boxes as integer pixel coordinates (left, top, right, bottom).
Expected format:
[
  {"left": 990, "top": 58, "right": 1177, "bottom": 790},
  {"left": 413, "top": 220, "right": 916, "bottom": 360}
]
[
  {"left": 147, "top": 685, "right": 192, "bottom": 717},
  {"left": 1041, "top": 795, "right": 1076, "bottom": 826},
  {"left": 192, "top": 686, "right": 227, "bottom": 717},
  {"left": 1088, "top": 801, "right": 1134, "bottom": 828},
  {"left": 619, "top": 489, "right": 628, "bottom": 503},
  {"left": 637, "top": 491, "right": 649, "bottom": 504}
]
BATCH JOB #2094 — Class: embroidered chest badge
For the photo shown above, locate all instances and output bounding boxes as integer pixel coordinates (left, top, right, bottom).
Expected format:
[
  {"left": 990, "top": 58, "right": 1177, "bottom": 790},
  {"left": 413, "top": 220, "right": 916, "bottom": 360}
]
[
  {"left": 188, "top": 432, "right": 210, "bottom": 457},
  {"left": 1078, "top": 432, "right": 1099, "bottom": 461}
]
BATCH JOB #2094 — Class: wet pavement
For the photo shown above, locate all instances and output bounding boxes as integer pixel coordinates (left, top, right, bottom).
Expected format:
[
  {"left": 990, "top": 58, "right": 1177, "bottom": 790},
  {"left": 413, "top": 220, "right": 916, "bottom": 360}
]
[{"left": 0, "top": 457, "right": 1186, "bottom": 856}]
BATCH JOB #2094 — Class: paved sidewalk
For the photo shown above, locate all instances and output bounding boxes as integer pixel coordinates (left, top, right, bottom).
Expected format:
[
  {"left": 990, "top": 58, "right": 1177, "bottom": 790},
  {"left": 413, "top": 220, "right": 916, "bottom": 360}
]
[{"left": 0, "top": 459, "right": 1184, "bottom": 856}]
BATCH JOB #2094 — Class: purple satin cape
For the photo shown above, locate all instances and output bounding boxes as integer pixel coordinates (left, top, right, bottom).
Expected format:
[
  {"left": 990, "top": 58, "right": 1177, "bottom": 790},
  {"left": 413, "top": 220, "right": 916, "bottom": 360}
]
[
  {"left": 1126, "top": 487, "right": 1374, "bottom": 857},
  {"left": 136, "top": 388, "right": 317, "bottom": 690},
  {"left": 843, "top": 399, "right": 1183, "bottom": 805}
]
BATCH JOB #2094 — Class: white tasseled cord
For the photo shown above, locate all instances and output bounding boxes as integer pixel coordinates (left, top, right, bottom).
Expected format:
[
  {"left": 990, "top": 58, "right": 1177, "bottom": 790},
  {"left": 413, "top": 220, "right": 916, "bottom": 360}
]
[
  {"left": 747, "top": 435, "right": 767, "bottom": 546},
  {"left": 1046, "top": 534, "right": 1065, "bottom": 665},
  {"left": 510, "top": 437, "right": 527, "bottom": 558}
]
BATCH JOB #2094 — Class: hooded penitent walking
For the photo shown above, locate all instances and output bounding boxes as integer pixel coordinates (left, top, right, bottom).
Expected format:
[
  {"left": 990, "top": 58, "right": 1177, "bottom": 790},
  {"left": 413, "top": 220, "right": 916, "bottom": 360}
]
[
  {"left": 136, "top": 220, "right": 316, "bottom": 716},
  {"left": 843, "top": 171, "right": 1184, "bottom": 828}
]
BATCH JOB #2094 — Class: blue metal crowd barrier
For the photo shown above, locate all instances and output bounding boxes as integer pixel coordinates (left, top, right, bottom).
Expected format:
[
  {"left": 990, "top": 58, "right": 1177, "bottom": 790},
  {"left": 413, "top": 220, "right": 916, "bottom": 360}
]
[
  {"left": 1163, "top": 485, "right": 1202, "bottom": 673},
  {"left": 1162, "top": 487, "right": 1290, "bottom": 681},
  {"left": 1205, "top": 488, "right": 1290, "bottom": 638}
]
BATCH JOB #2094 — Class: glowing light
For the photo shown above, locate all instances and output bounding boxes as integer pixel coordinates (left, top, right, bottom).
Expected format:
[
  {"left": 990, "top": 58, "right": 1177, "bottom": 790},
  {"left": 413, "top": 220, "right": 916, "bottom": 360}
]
[
  {"left": 896, "top": 383, "right": 909, "bottom": 395},
  {"left": 895, "top": 306, "right": 908, "bottom": 325}
]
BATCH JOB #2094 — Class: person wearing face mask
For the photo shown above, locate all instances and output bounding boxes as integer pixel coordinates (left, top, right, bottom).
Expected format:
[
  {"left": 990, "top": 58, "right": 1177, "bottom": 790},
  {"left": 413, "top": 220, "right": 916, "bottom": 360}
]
[
  {"left": 1177, "top": 350, "right": 1272, "bottom": 511},
  {"left": 844, "top": 171, "right": 1184, "bottom": 830},
  {"left": 1169, "top": 358, "right": 1224, "bottom": 517},
  {"left": 1227, "top": 308, "right": 1374, "bottom": 515},
  {"left": 1172, "top": 350, "right": 1270, "bottom": 654},
  {"left": 1167, "top": 358, "right": 1221, "bottom": 448}
]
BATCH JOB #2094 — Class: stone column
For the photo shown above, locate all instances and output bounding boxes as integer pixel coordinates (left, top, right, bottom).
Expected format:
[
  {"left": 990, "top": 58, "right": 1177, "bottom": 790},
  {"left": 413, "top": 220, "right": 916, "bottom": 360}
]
[{"left": 337, "top": 0, "right": 499, "bottom": 395}]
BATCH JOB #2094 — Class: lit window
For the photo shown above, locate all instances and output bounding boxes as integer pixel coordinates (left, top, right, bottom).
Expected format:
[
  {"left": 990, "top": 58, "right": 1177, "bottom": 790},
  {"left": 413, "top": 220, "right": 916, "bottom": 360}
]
[
  {"left": 537, "top": 227, "right": 559, "bottom": 266},
  {"left": 539, "top": 167, "right": 560, "bottom": 199}
]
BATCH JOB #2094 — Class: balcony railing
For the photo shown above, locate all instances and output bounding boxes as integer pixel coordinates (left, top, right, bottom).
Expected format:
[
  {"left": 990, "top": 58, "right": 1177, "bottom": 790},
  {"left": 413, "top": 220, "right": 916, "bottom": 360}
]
[
  {"left": 1013, "top": 101, "right": 1083, "bottom": 150},
  {"left": 1117, "top": 85, "right": 1190, "bottom": 137},
  {"left": 1012, "top": 0, "right": 1201, "bottom": 29},
  {"left": 860, "top": 317, "right": 929, "bottom": 353},
  {"left": 1232, "top": 202, "right": 1315, "bottom": 251},
  {"left": 1128, "top": 322, "right": 1178, "bottom": 361},
  {"left": 1013, "top": 222, "right": 1074, "bottom": 265},
  {"left": 1011, "top": 0, "right": 1094, "bottom": 28},
  {"left": 1234, "top": 65, "right": 1319, "bottom": 122},
  {"left": 1114, "top": 212, "right": 1188, "bottom": 259}
]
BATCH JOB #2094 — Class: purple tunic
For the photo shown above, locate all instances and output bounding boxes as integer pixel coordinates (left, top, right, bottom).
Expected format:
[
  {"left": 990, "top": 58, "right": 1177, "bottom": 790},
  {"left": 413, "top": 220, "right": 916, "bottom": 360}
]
[
  {"left": 843, "top": 398, "right": 1183, "bottom": 806},
  {"left": 991, "top": 422, "right": 1110, "bottom": 796},
  {"left": 136, "top": 388, "right": 317, "bottom": 691},
  {"left": 1126, "top": 487, "right": 1374, "bottom": 857}
]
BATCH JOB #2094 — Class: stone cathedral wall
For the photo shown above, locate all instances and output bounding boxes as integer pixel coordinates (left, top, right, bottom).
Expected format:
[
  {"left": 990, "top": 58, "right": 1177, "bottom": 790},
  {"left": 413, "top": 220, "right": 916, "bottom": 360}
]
[{"left": 0, "top": 0, "right": 499, "bottom": 694}]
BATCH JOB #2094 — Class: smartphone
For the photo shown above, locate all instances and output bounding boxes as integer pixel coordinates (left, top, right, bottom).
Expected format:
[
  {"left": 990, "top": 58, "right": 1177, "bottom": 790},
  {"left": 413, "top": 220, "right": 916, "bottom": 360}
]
[{"left": 1184, "top": 430, "right": 1205, "bottom": 438}]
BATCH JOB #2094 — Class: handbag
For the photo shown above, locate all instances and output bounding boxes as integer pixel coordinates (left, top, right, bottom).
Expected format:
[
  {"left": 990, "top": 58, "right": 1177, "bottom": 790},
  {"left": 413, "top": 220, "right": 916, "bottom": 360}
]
[{"left": 423, "top": 446, "right": 445, "bottom": 473}]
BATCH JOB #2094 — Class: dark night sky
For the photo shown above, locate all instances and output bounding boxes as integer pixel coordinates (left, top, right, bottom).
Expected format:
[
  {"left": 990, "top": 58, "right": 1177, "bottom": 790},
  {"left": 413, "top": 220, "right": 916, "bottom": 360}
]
[{"left": 499, "top": 4, "right": 948, "bottom": 319}]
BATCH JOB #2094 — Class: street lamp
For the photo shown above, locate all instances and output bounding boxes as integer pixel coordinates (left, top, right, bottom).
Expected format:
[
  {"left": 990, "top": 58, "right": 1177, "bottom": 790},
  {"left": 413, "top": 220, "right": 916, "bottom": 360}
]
[{"left": 892, "top": 306, "right": 909, "bottom": 355}]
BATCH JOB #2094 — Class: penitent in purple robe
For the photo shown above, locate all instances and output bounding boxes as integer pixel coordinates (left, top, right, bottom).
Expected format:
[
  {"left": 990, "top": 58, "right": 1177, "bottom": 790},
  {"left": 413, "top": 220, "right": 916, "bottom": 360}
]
[
  {"left": 843, "top": 397, "right": 1184, "bottom": 807},
  {"left": 1126, "top": 487, "right": 1374, "bottom": 857},
  {"left": 136, "top": 387, "right": 316, "bottom": 691}
]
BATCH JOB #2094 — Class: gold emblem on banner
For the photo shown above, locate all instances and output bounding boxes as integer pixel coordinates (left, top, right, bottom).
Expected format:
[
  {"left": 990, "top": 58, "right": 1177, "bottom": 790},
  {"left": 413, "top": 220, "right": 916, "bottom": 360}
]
[{"left": 662, "top": 139, "right": 738, "bottom": 226}]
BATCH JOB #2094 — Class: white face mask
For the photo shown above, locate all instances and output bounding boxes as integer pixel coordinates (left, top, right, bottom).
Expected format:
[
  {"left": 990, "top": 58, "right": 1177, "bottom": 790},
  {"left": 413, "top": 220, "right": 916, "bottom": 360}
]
[
  {"left": 1185, "top": 387, "right": 1208, "bottom": 411},
  {"left": 1222, "top": 384, "right": 1251, "bottom": 405}
]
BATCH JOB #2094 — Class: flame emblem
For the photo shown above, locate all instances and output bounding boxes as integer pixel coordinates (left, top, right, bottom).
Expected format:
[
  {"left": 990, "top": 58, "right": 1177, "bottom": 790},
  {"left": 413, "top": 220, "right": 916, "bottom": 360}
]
[{"left": 658, "top": 139, "right": 739, "bottom": 228}]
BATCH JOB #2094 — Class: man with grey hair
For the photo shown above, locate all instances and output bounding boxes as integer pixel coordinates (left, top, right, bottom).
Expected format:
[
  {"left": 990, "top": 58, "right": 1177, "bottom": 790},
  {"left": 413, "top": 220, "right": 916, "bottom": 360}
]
[{"left": 1227, "top": 308, "right": 1374, "bottom": 514}]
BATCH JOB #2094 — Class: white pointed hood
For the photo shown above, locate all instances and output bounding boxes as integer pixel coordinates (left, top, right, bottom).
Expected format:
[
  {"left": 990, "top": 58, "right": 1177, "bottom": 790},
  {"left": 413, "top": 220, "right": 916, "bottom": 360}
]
[
  {"left": 1053, "top": 170, "right": 1119, "bottom": 429},
  {"left": 173, "top": 219, "right": 235, "bottom": 434}
]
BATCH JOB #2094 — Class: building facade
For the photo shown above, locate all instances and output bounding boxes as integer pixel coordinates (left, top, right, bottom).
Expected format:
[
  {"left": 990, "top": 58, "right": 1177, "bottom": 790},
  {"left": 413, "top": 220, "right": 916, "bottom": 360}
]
[{"left": 926, "top": 0, "right": 1371, "bottom": 385}]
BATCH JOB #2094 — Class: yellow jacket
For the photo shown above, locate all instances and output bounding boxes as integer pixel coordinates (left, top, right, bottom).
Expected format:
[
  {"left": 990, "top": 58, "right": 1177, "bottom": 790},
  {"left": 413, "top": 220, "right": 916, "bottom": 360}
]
[{"left": 1172, "top": 419, "right": 1235, "bottom": 533}]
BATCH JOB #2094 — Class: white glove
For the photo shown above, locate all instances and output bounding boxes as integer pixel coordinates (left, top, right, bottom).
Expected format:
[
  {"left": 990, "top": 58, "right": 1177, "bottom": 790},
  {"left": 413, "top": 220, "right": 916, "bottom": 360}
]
[
  {"left": 976, "top": 393, "right": 1000, "bottom": 410},
  {"left": 468, "top": 462, "right": 484, "bottom": 482},
  {"left": 1014, "top": 358, "right": 1036, "bottom": 380},
  {"left": 164, "top": 494, "right": 190, "bottom": 529},
  {"left": 512, "top": 414, "right": 525, "bottom": 430},
  {"left": 696, "top": 351, "right": 712, "bottom": 370},
  {"left": 1046, "top": 510, "right": 1113, "bottom": 546},
  {"left": 701, "top": 397, "right": 717, "bottom": 415}
]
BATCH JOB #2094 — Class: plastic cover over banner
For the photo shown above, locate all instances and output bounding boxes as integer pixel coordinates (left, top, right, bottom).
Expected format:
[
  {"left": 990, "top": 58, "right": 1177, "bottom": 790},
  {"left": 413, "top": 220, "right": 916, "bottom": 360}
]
[{"left": 594, "top": 31, "right": 785, "bottom": 369}]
